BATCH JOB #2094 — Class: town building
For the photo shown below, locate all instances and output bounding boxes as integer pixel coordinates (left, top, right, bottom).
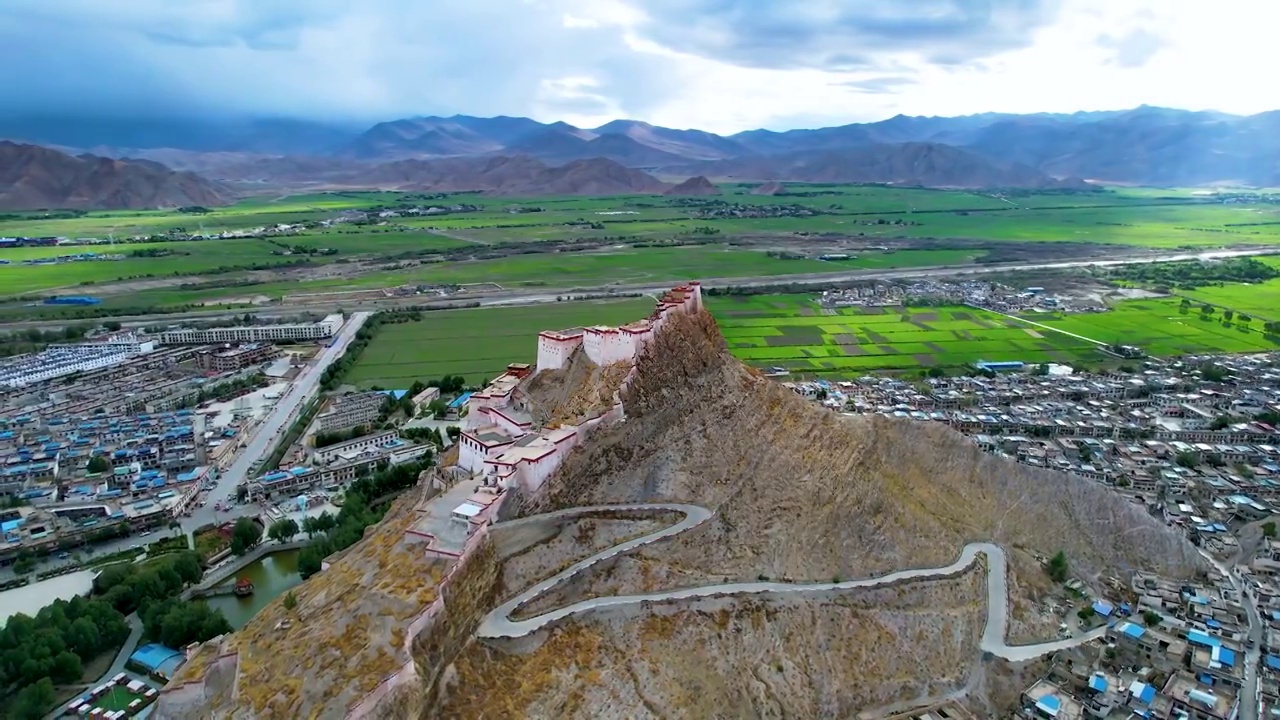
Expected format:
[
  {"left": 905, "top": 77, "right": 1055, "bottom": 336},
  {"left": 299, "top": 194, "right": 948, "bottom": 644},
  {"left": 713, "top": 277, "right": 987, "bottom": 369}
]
[
  {"left": 195, "top": 343, "right": 281, "bottom": 373},
  {"left": 0, "top": 339, "right": 157, "bottom": 388},
  {"left": 313, "top": 430, "right": 400, "bottom": 465},
  {"left": 159, "top": 314, "right": 343, "bottom": 345},
  {"left": 316, "top": 391, "right": 386, "bottom": 434}
]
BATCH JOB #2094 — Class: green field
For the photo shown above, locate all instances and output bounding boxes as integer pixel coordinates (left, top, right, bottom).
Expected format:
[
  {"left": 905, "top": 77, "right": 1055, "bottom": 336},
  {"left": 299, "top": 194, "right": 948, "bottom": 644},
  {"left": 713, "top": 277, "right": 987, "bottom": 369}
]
[
  {"left": 708, "top": 293, "right": 1280, "bottom": 377},
  {"left": 345, "top": 297, "right": 655, "bottom": 388},
  {"left": 1175, "top": 259, "right": 1280, "bottom": 321},
  {"left": 3, "top": 185, "right": 1279, "bottom": 313},
  {"left": 707, "top": 295, "right": 1101, "bottom": 375},
  {"left": 1028, "top": 298, "right": 1280, "bottom": 355}
]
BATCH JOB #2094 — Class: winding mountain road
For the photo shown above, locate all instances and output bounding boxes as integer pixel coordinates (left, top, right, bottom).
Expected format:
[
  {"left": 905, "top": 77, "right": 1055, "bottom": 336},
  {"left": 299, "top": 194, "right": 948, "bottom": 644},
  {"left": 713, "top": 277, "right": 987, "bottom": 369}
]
[{"left": 476, "top": 504, "right": 1107, "bottom": 662}]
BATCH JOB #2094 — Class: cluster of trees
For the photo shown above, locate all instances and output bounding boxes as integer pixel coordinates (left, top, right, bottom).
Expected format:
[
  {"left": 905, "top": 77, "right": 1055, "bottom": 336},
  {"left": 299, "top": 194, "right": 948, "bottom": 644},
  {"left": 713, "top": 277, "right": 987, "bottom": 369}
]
[
  {"left": 230, "top": 517, "right": 263, "bottom": 556},
  {"left": 0, "top": 596, "right": 131, "bottom": 719},
  {"left": 1200, "top": 363, "right": 1229, "bottom": 383},
  {"left": 1110, "top": 257, "right": 1280, "bottom": 289},
  {"left": 140, "top": 598, "right": 231, "bottom": 651},
  {"left": 400, "top": 425, "right": 446, "bottom": 445},
  {"left": 297, "top": 458, "right": 431, "bottom": 579},
  {"left": 267, "top": 518, "right": 299, "bottom": 544},
  {"left": 94, "top": 551, "right": 204, "bottom": 615},
  {"left": 0, "top": 324, "right": 93, "bottom": 358},
  {"left": 314, "top": 424, "right": 371, "bottom": 449},
  {"left": 1046, "top": 550, "right": 1069, "bottom": 583}
]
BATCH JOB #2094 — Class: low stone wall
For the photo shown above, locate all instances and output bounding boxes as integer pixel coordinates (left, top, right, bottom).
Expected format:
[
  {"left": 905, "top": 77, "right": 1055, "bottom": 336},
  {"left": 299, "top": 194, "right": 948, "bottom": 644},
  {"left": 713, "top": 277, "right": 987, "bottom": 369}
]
[
  {"left": 347, "top": 498, "right": 508, "bottom": 719},
  {"left": 183, "top": 540, "right": 308, "bottom": 599}
]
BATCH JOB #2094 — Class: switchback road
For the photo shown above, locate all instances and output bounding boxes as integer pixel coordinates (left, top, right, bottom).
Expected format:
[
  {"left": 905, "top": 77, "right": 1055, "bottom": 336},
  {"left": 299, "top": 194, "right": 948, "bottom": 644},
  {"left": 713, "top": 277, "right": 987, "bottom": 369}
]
[{"left": 476, "top": 504, "right": 1107, "bottom": 663}]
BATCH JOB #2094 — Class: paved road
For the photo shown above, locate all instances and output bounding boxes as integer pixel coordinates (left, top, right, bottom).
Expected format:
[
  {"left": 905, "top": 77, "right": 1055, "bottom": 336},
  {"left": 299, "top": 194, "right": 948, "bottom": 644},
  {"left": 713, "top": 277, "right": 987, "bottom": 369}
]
[
  {"left": 1200, "top": 550, "right": 1262, "bottom": 720},
  {"left": 104, "top": 613, "right": 144, "bottom": 679},
  {"left": 6, "top": 247, "right": 1278, "bottom": 332},
  {"left": 182, "top": 311, "right": 370, "bottom": 533},
  {"left": 476, "top": 504, "right": 1107, "bottom": 662}
]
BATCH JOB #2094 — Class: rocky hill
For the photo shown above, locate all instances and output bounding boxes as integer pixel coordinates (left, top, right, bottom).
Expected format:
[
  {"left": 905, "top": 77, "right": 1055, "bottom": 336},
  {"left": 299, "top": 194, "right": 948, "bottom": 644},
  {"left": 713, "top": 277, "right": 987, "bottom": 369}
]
[
  {"left": 660, "top": 142, "right": 1087, "bottom": 188},
  {"left": 0, "top": 141, "right": 235, "bottom": 210},
  {"left": 431, "top": 309, "right": 1201, "bottom": 718},
  {"left": 155, "top": 305, "right": 1203, "bottom": 719},
  {"left": 664, "top": 175, "right": 720, "bottom": 196},
  {"left": 750, "top": 180, "right": 785, "bottom": 195},
  {"left": 348, "top": 155, "right": 670, "bottom": 195}
]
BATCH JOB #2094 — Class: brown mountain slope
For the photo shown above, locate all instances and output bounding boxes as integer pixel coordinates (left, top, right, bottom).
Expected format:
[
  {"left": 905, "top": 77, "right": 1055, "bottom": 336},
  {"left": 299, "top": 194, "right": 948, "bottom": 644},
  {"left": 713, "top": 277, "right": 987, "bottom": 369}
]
[
  {"left": 664, "top": 175, "right": 720, "bottom": 196},
  {"left": 538, "top": 310, "right": 1199, "bottom": 581},
  {"left": 0, "top": 141, "right": 234, "bottom": 210},
  {"left": 348, "top": 155, "right": 669, "bottom": 195},
  {"left": 660, "top": 142, "right": 1088, "bottom": 189},
  {"left": 425, "top": 310, "right": 1201, "bottom": 718}
]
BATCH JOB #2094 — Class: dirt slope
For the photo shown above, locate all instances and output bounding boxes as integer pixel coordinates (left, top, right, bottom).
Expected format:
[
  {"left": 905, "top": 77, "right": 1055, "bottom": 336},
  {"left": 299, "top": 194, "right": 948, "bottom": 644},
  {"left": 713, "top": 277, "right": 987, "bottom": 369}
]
[
  {"left": 0, "top": 141, "right": 234, "bottom": 210},
  {"left": 349, "top": 155, "right": 670, "bottom": 195}
]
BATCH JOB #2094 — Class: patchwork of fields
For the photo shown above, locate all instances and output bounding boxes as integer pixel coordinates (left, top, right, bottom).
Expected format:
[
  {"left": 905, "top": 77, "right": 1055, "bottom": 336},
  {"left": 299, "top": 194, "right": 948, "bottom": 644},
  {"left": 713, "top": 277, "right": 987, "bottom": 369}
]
[
  {"left": 708, "top": 294, "right": 1280, "bottom": 376},
  {"left": 707, "top": 295, "right": 1099, "bottom": 374},
  {"left": 344, "top": 297, "right": 654, "bottom": 388}
]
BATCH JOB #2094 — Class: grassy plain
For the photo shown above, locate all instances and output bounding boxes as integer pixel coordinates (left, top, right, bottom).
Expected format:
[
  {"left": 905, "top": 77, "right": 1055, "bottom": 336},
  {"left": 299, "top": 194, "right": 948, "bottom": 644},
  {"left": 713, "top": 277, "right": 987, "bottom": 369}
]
[
  {"left": 2, "top": 185, "right": 1278, "bottom": 309},
  {"left": 1028, "top": 299, "right": 1280, "bottom": 355},
  {"left": 344, "top": 297, "right": 654, "bottom": 387}
]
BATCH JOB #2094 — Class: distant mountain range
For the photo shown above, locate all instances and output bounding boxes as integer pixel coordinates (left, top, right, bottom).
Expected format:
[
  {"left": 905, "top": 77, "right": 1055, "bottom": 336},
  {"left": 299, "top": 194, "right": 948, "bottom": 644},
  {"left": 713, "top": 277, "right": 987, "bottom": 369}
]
[
  {"left": 0, "top": 142, "right": 234, "bottom": 211},
  {"left": 1, "top": 105, "right": 1277, "bottom": 209}
]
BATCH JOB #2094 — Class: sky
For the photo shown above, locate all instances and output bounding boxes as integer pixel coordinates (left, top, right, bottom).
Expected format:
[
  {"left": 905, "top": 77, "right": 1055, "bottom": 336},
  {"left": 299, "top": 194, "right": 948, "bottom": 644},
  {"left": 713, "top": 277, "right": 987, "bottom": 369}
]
[{"left": 2, "top": 0, "right": 1278, "bottom": 134}]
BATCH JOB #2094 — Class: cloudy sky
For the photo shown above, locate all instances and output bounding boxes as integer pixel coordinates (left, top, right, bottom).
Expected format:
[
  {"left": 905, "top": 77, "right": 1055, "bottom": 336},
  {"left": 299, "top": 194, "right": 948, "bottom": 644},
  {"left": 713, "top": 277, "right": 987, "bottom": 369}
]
[{"left": 2, "top": 0, "right": 1277, "bottom": 133}]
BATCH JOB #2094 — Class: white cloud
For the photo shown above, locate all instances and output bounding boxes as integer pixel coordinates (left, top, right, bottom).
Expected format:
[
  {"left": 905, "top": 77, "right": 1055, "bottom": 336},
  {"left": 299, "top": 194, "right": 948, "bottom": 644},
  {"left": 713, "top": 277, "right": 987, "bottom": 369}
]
[{"left": 0, "top": 0, "right": 1277, "bottom": 132}]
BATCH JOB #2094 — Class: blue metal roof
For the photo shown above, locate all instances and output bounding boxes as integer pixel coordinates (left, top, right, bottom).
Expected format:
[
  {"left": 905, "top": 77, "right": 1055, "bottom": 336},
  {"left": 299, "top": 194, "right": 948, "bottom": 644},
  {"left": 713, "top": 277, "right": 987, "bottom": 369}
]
[
  {"left": 1088, "top": 674, "right": 1108, "bottom": 692},
  {"left": 1093, "top": 600, "right": 1114, "bottom": 617},
  {"left": 1265, "top": 655, "right": 1280, "bottom": 670},
  {"left": 1035, "top": 695, "right": 1061, "bottom": 714},
  {"left": 1187, "top": 629, "right": 1220, "bottom": 647},
  {"left": 1217, "top": 647, "right": 1236, "bottom": 667},
  {"left": 1121, "top": 622, "right": 1146, "bottom": 639}
]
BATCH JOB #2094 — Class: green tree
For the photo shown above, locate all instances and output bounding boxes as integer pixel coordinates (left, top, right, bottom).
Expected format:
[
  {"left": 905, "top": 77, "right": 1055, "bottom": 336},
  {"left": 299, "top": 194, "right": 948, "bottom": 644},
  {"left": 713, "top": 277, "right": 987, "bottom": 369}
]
[
  {"left": 267, "top": 518, "right": 299, "bottom": 544},
  {"left": 230, "top": 517, "right": 262, "bottom": 556},
  {"left": 1263, "top": 521, "right": 1276, "bottom": 539},
  {"left": 1077, "top": 606, "right": 1095, "bottom": 621},
  {"left": 1176, "top": 451, "right": 1200, "bottom": 469},
  {"left": 12, "top": 555, "right": 36, "bottom": 575},
  {"left": 1046, "top": 551, "right": 1069, "bottom": 583},
  {"left": 86, "top": 455, "right": 110, "bottom": 474},
  {"left": 1211, "top": 415, "right": 1233, "bottom": 431},
  {"left": 283, "top": 590, "right": 298, "bottom": 612},
  {"left": 103, "top": 320, "right": 122, "bottom": 331},
  {"left": 1142, "top": 610, "right": 1162, "bottom": 626},
  {"left": 12, "top": 677, "right": 56, "bottom": 720}
]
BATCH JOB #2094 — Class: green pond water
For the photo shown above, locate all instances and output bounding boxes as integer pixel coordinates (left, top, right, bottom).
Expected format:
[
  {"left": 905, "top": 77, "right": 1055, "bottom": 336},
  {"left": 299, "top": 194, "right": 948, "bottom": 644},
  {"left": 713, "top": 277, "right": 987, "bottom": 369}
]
[{"left": 203, "top": 549, "right": 301, "bottom": 629}]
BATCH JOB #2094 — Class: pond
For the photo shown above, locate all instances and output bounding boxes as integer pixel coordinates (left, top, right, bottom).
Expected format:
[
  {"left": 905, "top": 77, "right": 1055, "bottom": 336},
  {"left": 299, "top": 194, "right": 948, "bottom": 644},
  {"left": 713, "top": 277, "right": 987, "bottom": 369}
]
[{"left": 203, "top": 549, "right": 301, "bottom": 629}]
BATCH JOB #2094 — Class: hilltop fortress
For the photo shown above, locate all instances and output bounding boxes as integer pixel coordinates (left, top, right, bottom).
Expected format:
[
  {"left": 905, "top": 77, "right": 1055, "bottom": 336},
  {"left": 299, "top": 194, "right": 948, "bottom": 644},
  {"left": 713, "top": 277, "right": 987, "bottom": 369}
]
[{"left": 457, "top": 282, "right": 702, "bottom": 498}]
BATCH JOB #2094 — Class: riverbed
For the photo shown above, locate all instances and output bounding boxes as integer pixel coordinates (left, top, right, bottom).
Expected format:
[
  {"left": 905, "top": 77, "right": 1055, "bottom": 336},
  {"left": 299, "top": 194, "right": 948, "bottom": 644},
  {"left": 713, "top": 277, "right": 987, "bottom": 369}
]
[{"left": 203, "top": 549, "right": 301, "bottom": 629}]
